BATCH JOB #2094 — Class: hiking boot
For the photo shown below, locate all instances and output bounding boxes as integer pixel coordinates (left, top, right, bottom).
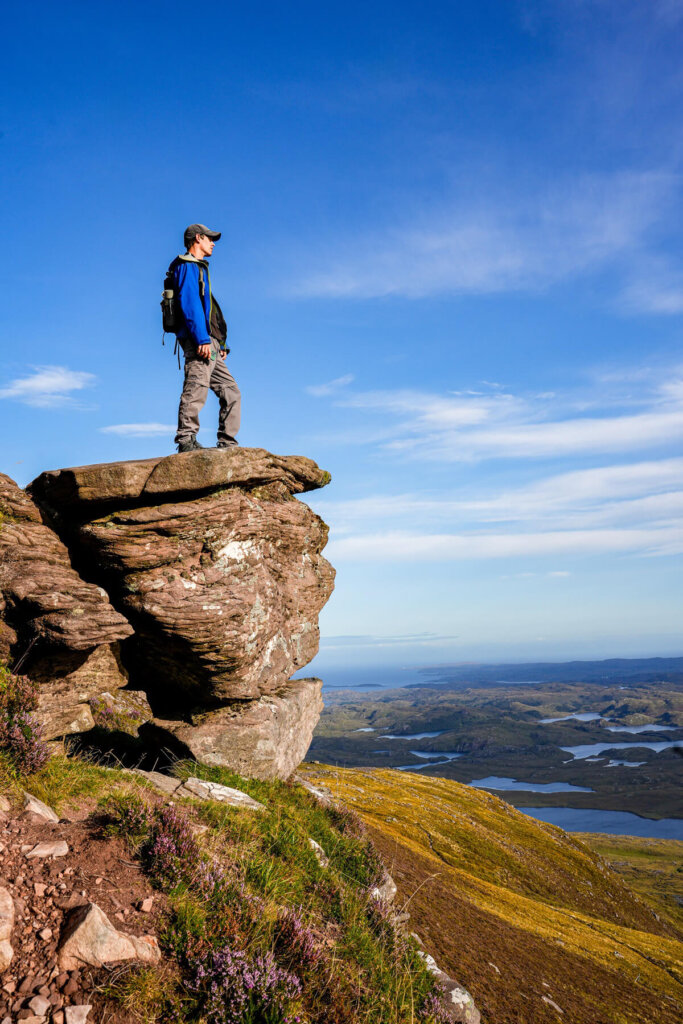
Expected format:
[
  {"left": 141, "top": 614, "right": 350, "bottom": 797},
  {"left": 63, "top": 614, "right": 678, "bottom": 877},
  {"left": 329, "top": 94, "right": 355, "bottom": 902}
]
[
  {"left": 176, "top": 436, "right": 203, "bottom": 454},
  {"left": 216, "top": 440, "right": 239, "bottom": 449}
]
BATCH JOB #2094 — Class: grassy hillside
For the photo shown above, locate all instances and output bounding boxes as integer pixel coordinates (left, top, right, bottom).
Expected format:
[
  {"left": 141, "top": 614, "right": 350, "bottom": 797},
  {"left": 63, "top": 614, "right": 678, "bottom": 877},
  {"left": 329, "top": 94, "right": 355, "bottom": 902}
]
[
  {"left": 300, "top": 762, "right": 683, "bottom": 1024},
  {"left": 0, "top": 752, "right": 452, "bottom": 1024},
  {"left": 578, "top": 833, "right": 683, "bottom": 930}
]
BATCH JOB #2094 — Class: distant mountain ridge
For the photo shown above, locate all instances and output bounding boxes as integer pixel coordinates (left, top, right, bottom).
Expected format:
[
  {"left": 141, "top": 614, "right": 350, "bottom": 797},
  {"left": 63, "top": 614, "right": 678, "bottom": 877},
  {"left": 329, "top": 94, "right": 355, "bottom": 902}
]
[{"left": 416, "top": 655, "right": 683, "bottom": 688}]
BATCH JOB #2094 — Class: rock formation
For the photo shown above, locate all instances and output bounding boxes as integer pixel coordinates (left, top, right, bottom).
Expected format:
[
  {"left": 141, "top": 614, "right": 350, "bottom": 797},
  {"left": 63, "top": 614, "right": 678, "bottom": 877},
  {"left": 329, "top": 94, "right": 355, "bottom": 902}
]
[
  {"left": 27, "top": 447, "right": 334, "bottom": 778},
  {"left": 0, "top": 474, "right": 133, "bottom": 738}
]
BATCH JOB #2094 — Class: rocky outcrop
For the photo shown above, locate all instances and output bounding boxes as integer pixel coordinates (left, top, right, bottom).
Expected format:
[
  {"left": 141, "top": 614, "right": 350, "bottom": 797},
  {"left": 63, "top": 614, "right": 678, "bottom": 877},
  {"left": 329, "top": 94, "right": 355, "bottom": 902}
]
[
  {"left": 0, "top": 474, "right": 133, "bottom": 738},
  {"left": 150, "top": 676, "right": 324, "bottom": 779},
  {"left": 28, "top": 447, "right": 334, "bottom": 778}
]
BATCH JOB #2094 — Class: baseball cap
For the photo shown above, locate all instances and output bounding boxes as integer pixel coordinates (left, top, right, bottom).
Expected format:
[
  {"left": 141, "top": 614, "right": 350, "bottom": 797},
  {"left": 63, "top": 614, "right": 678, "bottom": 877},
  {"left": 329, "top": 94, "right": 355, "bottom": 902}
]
[{"left": 184, "top": 223, "right": 222, "bottom": 248}]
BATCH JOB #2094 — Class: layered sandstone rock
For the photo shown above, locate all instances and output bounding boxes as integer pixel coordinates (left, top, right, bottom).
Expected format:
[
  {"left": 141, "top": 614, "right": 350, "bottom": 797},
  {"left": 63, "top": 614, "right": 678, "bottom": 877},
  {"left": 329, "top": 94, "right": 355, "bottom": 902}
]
[
  {"left": 30, "top": 448, "right": 334, "bottom": 777},
  {"left": 150, "top": 677, "right": 324, "bottom": 780},
  {"left": 0, "top": 474, "right": 133, "bottom": 738}
]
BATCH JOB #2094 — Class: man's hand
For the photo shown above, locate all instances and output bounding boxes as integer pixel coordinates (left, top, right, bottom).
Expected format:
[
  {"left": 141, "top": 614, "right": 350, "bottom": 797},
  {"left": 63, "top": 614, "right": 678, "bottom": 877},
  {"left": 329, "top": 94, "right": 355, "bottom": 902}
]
[
  {"left": 196, "top": 343, "right": 211, "bottom": 360},
  {"left": 219, "top": 349, "right": 227, "bottom": 361}
]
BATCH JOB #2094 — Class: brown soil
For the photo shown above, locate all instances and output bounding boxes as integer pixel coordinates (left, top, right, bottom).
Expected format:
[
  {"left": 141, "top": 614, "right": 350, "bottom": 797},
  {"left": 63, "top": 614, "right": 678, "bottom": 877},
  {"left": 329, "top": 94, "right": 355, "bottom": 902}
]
[
  {"left": 0, "top": 804, "right": 167, "bottom": 1023},
  {"left": 368, "top": 825, "right": 683, "bottom": 1024}
]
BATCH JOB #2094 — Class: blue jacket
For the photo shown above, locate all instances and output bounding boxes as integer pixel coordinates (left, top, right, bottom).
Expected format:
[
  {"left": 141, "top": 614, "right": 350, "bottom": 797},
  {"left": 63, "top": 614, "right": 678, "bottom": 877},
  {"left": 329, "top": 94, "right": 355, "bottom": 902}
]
[{"left": 170, "top": 254, "right": 213, "bottom": 347}]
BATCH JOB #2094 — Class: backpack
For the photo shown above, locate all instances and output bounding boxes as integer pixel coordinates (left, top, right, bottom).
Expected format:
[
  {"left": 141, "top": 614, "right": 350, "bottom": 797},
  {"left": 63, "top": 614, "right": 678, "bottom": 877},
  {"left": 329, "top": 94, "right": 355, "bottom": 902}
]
[
  {"left": 161, "top": 262, "right": 228, "bottom": 348},
  {"left": 161, "top": 266, "right": 178, "bottom": 333}
]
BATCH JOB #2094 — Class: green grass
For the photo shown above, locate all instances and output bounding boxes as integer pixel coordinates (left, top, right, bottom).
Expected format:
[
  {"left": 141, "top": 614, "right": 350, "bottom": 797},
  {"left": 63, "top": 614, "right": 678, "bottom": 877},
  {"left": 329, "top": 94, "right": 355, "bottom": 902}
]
[
  {"left": 0, "top": 749, "right": 448, "bottom": 1021},
  {"left": 96, "top": 756, "right": 447, "bottom": 1023}
]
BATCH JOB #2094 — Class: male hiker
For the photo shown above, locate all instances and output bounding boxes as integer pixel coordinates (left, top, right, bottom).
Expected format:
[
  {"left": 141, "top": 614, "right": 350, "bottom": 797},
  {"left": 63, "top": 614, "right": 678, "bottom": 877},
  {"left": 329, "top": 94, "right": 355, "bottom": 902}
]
[{"left": 170, "top": 223, "right": 241, "bottom": 453}]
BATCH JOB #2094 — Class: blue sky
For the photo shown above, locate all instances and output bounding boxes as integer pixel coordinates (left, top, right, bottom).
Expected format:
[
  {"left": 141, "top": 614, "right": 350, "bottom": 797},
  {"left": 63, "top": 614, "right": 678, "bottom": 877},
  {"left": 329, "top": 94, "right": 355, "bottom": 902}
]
[{"left": 2, "top": 0, "right": 682, "bottom": 668}]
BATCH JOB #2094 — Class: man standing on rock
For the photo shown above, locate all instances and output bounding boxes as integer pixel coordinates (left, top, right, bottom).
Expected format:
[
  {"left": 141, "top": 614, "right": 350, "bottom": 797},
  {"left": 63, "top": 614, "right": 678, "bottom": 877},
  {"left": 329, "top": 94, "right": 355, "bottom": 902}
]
[{"left": 170, "top": 224, "right": 241, "bottom": 453}]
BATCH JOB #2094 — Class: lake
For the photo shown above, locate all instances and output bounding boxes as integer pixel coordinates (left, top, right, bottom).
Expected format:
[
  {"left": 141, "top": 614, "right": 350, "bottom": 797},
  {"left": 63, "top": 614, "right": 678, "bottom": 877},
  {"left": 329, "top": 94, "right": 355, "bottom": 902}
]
[
  {"left": 605, "top": 724, "right": 677, "bottom": 733},
  {"left": 561, "top": 740, "right": 681, "bottom": 759},
  {"left": 519, "top": 807, "right": 683, "bottom": 840},
  {"left": 380, "top": 730, "right": 445, "bottom": 740},
  {"left": 469, "top": 776, "right": 593, "bottom": 793},
  {"left": 539, "top": 712, "right": 605, "bottom": 723}
]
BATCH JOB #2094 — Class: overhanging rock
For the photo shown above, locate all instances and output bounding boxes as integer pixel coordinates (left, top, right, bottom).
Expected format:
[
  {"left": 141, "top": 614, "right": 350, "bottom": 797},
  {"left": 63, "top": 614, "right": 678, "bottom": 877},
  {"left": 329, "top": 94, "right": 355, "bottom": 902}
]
[{"left": 29, "top": 448, "right": 335, "bottom": 777}]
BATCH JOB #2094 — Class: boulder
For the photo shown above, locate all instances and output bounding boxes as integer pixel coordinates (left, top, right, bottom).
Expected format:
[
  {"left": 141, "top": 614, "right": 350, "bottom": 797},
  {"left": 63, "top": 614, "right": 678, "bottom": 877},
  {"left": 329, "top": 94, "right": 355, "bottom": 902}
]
[
  {"left": 57, "top": 902, "right": 161, "bottom": 970},
  {"left": 175, "top": 777, "right": 266, "bottom": 811},
  {"left": 28, "top": 449, "right": 333, "bottom": 778},
  {"left": 26, "top": 840, "right": 69, "bottom": 859},
  {"left": 371, "top": 871, "right": 398, "bottom": 904},
  {"left": 29, "top": 449, "right": 334, "bottom": 707},
  {"left": 22, "top": 792, "right": 59, "bottom": 823},
  {"left": 127, "top": 768, "right": 184, "bottom": 796},
  {"left": 151, "top": 677, "right": 324, "bottom": 779},
  {"left": 0, "top": 887, "right": 14, "bottom": 970},
  {"left": 0, "top": 474, "right": 132, "bottom": 738},
  {"left": 418, "top": 951, "right": 480, "bottom": 1024},
  {"left": 88, "top": 688, "right": 153, "bottom": 736},
  {"left": 308, "top": 838, "right": 329, "bottom": 868},
  {"left": 64, "top": 1008, "right": 92, "bottom": 1024}
]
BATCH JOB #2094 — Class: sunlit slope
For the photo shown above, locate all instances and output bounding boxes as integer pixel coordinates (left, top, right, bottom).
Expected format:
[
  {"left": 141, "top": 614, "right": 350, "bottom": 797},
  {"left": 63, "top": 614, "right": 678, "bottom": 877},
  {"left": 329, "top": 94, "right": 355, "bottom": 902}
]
[
  {"left": 300, "top": 763, "right": 683, "bottom": 1024},
  {"left": 578, "top": 833, "right": 683, "bottom": 930}
]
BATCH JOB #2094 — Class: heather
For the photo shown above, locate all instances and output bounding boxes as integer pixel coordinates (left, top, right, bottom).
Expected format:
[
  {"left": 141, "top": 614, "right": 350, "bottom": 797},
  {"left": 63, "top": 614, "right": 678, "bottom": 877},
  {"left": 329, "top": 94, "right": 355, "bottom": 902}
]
[
  {"left": 0, "top": 663, "right": 49, "bottom": 774},
  {"left": 103, "top": 761, "right": 446, "bottom": 1023}
]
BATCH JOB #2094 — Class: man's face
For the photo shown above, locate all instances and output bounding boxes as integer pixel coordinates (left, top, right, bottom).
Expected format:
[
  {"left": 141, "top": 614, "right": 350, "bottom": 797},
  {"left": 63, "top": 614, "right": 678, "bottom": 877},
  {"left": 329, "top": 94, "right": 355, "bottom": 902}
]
[{"left": 195, "top": 234, "right": 216, "bottom": 258}]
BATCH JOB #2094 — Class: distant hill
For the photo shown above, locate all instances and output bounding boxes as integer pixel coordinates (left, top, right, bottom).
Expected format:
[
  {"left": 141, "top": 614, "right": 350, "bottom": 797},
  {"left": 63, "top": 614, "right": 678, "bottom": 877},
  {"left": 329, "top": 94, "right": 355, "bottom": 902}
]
[
  {"left": 300, "top": 763, "right": 683, "bottom": 1024},
  {"left": 416, "top": 655, "right": 683, "bottom": 688}
]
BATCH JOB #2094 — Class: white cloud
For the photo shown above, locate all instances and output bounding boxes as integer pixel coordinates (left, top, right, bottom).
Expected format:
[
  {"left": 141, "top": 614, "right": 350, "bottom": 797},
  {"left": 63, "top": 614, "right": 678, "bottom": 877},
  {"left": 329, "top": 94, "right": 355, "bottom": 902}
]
[
  {"left": 325, "top": 370, "right": 683, "bottom": 462},
  {"left": 311, "top": 456, "right": 683, "bottom": 564},
  {"left": 315, "top": 458, "right": 683, "bottom": 524},
  {"left": 100, "top": 423, "right": 175, "bottom": 437},
  {"left": 320, "top": 632, "right": 459, "bottom": 649},
  {"left": 328, "top": 526, "right": 683, "bottom": 562},
  {"left": 0, "top": 366, "right": 96, "bottom": 408},
  {"left": 288, "top": 171, "right": 676, "bottom": 303},
  {"left": 306, "top": 374, "right": 355, "bottom": 397}
]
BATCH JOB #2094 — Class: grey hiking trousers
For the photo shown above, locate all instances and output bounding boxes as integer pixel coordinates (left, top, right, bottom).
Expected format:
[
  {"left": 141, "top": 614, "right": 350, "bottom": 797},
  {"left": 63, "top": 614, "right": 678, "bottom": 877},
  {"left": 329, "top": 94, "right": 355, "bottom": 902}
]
[{"left": 175, "top": 338, "right": 241, "bottom": 446}]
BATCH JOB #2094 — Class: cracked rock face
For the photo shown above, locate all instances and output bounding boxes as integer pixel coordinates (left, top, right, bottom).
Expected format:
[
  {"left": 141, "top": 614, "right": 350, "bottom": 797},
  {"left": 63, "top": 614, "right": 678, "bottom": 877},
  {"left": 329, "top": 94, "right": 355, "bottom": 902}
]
[
  {"left": 0, "top": 473, "right": 133, "bottom": 738},
  {"left": 30, "top": 448, "right": 334, "bottom": 777}
]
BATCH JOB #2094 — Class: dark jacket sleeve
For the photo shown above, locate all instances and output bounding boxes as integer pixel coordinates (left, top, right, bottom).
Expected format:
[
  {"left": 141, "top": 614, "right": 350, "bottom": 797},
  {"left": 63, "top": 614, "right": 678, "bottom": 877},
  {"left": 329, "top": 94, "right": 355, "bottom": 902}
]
[{"left": 175, "top": 263, "right": 211, "bottom": 346}]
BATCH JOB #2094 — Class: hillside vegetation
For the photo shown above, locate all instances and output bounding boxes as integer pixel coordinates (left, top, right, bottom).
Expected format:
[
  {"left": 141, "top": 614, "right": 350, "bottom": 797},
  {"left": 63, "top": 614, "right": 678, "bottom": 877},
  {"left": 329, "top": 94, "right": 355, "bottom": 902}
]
[
  {"left": 300, "top": 762, "right": 683, "bottom": 1024},
  {"left": 0, "top": 750, "right": 452, "bottom": 1024}
]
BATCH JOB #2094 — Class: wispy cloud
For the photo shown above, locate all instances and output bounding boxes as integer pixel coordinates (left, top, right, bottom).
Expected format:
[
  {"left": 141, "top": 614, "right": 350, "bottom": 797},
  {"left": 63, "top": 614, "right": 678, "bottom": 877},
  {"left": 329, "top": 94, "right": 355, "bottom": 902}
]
[
  {"left": 328, "top": 526, "right": 683, "bottom": 562},
  {"left": 316, "top": 368, "right": 683, "bottom": 462},
  {"left": 308, "top": 363, "right": 683, "bottom": 566},
  {"left": 287, "top": 171, "right": 677, "bottom": 304},
  {"left": 0, "top": 366, "right": 96, "bottom": 408},
  {"left": 316, "top": 458, "right": 683, "bottom": 527},
  {"left": 100, "top": 423, "right": 175, "bottom": 437},
  {"left": 306, "top": 374, "right": 355, "bottom": 397},
  {"left": 319, "top": 632, "right": 459, "bottom": 650}
]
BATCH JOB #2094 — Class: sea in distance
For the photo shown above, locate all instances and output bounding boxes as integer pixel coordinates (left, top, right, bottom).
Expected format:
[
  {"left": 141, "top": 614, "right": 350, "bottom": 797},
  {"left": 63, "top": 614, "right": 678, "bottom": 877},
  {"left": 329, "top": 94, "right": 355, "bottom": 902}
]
[
  {"left": 302, "top": 663, "right": 535, "bottom": 692},
  {"left": 310, "top": 664, "right": 439, "bottom": 692}
]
